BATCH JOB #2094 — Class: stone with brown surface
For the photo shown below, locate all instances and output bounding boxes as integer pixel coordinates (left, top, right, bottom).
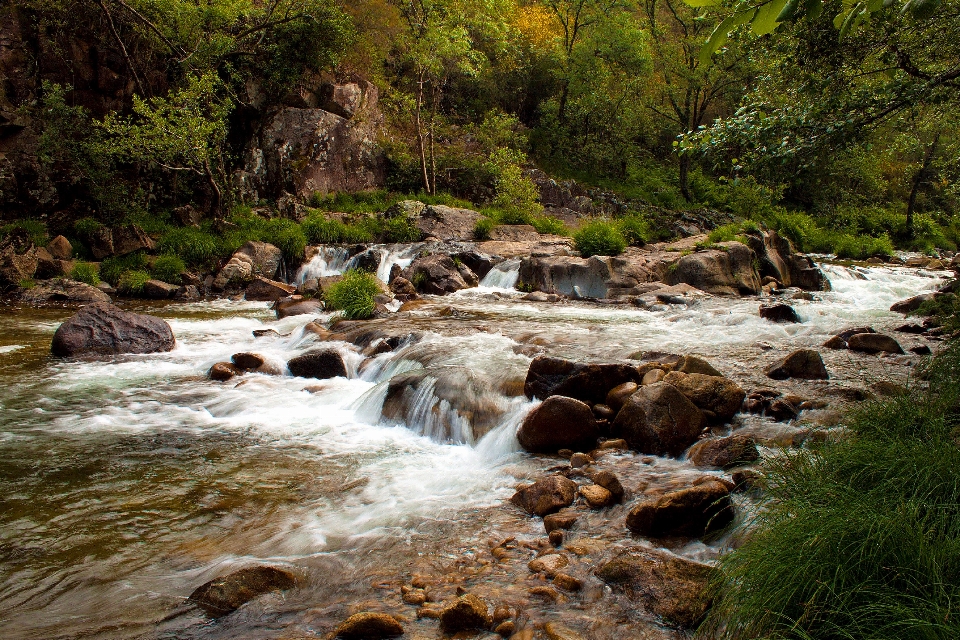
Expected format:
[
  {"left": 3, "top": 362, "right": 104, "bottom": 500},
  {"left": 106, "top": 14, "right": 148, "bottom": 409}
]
[
  {"left": 333, "top": 611, "right": 404, "bottom": 639},
  {"left": 673, "top": 355, "right": 724, "bottom": 377},
  {"left": 245, "top": 277, "right": 295, "bottom": 301},
  {"left": 21, "top": 279, "right": 111, "bottom": 306},
  {"left": 543, "top": 511, "right": 578, "bottom": 533},
  {"left": 439, "top": 594, "right": 491, "bottom": 633},
  {"left": 209, "top": 362, "right": 242, "bottom": 381},
  {"left": 596, "top": 549, "right": 715, "bottom": 629},
  {"left": 231, "top": 353, "right": 265, "bottom": 371},
  {"left": 847, "top": 332, "right": 904, "bottom": 355},
  {"left": 687, "top": 435, "right": 759, "bottom": 469},
  {"left": 517, "top": 395, "right": 599, "bottom": 453},
  {"left": 760, "top": 303, "right": 801, "bottom": 323},
  {"left": 511, "top": 475, "right": 578, "bottom": 516},
  {"left": 664, "top": 242, "right": 761, "bottom": 296},
  {"left": 287, "top": 349, "right": 346, "bottom": 379},
  {"left": 51, "top": 302, "right": 175, "bottom": 357},
  {"left": 274, "top": 296, "right": 323, "bottom": 319},
  {"left": 188, "top": 566, "right": 296, "bottom": 617},
  {"left": 402, "top": 254, "right": 473, "bottom": 295},
  {"left": 625, "top": 480, "right": 734, "bottom": 538},
  {"left": 590, "top": 470, "right": 625, "bottom": 502},
  {"left": 46, "top": 235, "right": 73, "bottom": 260},
  {"left": 606, "top": 381, "right": 639, "bottom": 410},
  {"left": 524, "top": 356, "right": 642, "bottom": 404},
  {"left": 580, "top": 484, "right": 614, "bottom": 508},
  {"left": 662, "top": 371, "right": 745, "bottom": 422},
  {"left": 612, "top": 383, "right": 705, "bottom": 457},
  {"left": 764, "top": 349, "right": 828, "bottom": 380},
  {"left": 142, "top": 279, "right": 179, "bottom": 299},
  {"left": 528, "top": 553, "right": 569, "bottom": 577},
  {"left": 891, "top": 294, "right": 934, "bottom": 314}
]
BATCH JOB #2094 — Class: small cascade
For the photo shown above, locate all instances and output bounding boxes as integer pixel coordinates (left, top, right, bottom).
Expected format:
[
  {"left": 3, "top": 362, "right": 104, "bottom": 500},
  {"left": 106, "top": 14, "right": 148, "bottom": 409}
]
[
  {"left": 296, "top": 246, "right": 352, "bottom": 283},
  {"left": 479, "top": 258, "right": 522, "bottom": 290},
  {"left": 375, "top": 244, "right": 421, "bottom": 283}
]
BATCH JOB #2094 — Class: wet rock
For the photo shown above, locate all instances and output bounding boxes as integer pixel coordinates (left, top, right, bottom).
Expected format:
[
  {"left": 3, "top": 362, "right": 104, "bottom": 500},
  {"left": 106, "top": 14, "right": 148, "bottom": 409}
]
[
  {"left": 231, "top": 353, "right": 265, "bottom": 371},
  {"left": 570, "top": 452, "right": 593, "bottom": 467},
  {"left": 517, "top": 396, "right": 600, "bottom": 453},
  {"left": 662, "top": 371, "right": 745, "bottom": 422},
  {"left": 664, "top": 242, "right": 761, "bottom": 296},
  {"left": 606, "top": 381, "right": 639, "bottom": 410},
  {"left": 911, "top": 345, "right": 933, "bottom": 355},
  {"left": 287, "top": 349, "right": 346, "bottom": 379},
  {"left": 402, "top": 254, "right": 473, "bottom": 295},
  {"left": 732, "top": 469, "right": 762, "bottom": 492},
  {"left": 188, "top": 565, "right": 296, "bottom": 617},
  {"left": 142, "top": 279, "right": 179, "bottom": 299},
  {"left": 529, "top": 553, "right": 569, "bottom": 577},
  {"left": 553, "top": 573, "right": 583, "bottom": 592},
  {"left": 847, "top": 332, "right": 904, "bottom": 355},
  {"left": 590, "top": 470, "right": 625, "bottom": 502},
  {"left": 760, "top": 303, "right": 801, "bottom": 323},
  {"left": 334, "top": 611, "right": 404, "bottom": 639},
  {"left": 687, "top": 435, "right": 759, "bottom": 469},
  {"left": 674, "top": 355, "right": 724, "bottom": 377},
  {"left": 895, "top": 323, "right": 927, "bottom": 334},
  {"left": 871, "top": 381, "right": 909, "bottom": 397},
  {"left": 253, "top": 329, "right": 281, "bottom": 338},
  {"left": 764, "top": 349, "right": 829, "bottom": 380},
  {"left": 767, "top": 398, "right": 799, "bottom": 422},
  {"left": 46, "top": 235, "right": 73, "bottom": 260},
  {"left": 439, "top": 594, "right": 492, "bottom": 633},
  {"left": 51, "top": 302, "right": 175, "bottom": 357},
  {"left": 213, "top": 241, "right": 282, "bottom": 290},
  {"left": 543, "top": 511, "right": 578, "bottom": 533},
  {"left": 245, "top": 277, "right": 296, "bottom": 301},
  {"left": 641, "top": 369, "right": 666, "bottom": 385},
  {"left": 511, "top": 475, "right": 577, "bottom": 516},
  {"left": 21, "top": 279, "right": 111, "bottom": 305},
  {"left": 402, "top": 589, "right": 427, "bottom": 605},
  {"left": 580, "top": 484, "right": 614, "bottom": 508},
  {"left": 518, "top": 255, "right": 613, "bottom": 298},
  {"left": 891, "top": 293, "right": 934, "bottom": 314},
  {"left": 111, "top": 225, "right": 156, "bottom": 257},
  {"left": 274, "top": 295, "right": 323, "bottom": 319},
  {"left": 544, "top": 621, "right": 585, "bottom": 640},
  {"left": 209, "top": 362, "right": 242, "bottom": 381},
  {"left": 415, "top": 205, "right": 483, "bottom": 242},
  {"left": 596, "top": 549, "right": 715, "bottom": 628},
  {"left": 389, "top": 276, "right": 417, "bottom": 296},
  {"left": 494, "top": 620, "right": 516, "bottom": 636},
  {"left": 626, "top": 479, "right": 734, "bottom": 538},
  {"left": 612, "top": 383, "right": 705, "bottom": 457},
  {"left": 823, "top": 335, "right": 848, "bottom": 349},
  {"left": 524, "top": 356, "right": 642, "bottom": 404},
  {"left": 549, "top": 530, "right": 564, "bottom": 546}
]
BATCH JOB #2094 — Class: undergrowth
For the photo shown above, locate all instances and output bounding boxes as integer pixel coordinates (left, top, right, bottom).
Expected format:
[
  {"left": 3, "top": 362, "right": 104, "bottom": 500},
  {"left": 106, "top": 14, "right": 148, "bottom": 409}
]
[{"left": 323, "top": 269, "right": 381, "bottom": 319}]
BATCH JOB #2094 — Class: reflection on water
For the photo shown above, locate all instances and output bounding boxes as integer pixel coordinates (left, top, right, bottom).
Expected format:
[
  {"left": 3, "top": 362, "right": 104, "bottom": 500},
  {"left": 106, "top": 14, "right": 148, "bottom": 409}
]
[{"left": 0, "top": 263, "right": 947, "bottom": 639}]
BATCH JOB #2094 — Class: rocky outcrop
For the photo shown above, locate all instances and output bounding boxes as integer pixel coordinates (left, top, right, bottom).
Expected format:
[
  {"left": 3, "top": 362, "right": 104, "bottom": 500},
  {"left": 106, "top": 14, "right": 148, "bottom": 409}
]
[
  {"left": 523, "top": 356, "right": 642, "bottom": 404},
  {"left": 287, "top": 349, "right": 346, "bottom": 379},
  {"left": 236, "top": 80, "right": 384, "bottom": 202},
  {"left": 663, "top": 242, "right": 761, "bottom": 296},
  {"left": 661, "top": 371, "right": 745, "bottom": 422},
  {"left": 213, "top": 241, "right": 282, "bottom": 290},
  {"left": 414, "top": 205, "right": 482, "bottom": 242},
  {"left": 760, "top": 303, "right": 801, "bottom": 323},
  {"left": 764, "top": 349, "right": 829, "bottom": 380},
  {"left": 401, "top": 254, "right": 476, "bottom": 295},
  {"left": 596, "top": 550, "right": 715, "bottom": 628},
  {"left": 625, "top": 479, "right": 734, "bottom": 538},
  {"left": 511, "top": 475, "right": 578, "bottom": 516},
  {"left": 274, "top": 295, "right": 322, "bottom": 318},
  {"left": 245, "top": 277, "right": 295, "bottom": 301},
  {"left": 891, "top": 294, "right": 933, "bottom": 314},
  {"left": 189, "top": 566, "right": 296, "bottom": 617},
  {"left": 612, "top": 383, "right": 705, "bottom": 456},
  {"left": 0, "top": 230, "right": 38, "bottom": 288},
  {"left": 847, "top": 333, "right": 904, "bottom": 354},
  {"left": 518, "top": 254, "right": 660, "bottom": 299},
  {"left": 687, "top": 435, "right": 759, "bottom": 469},
  {"left": 745, "top": 230, "right": 830, "bottom": 291},
  {"left": 517, "top": 396, "right": 600, "bottom": 453},
  {"left": 20, "top": 278, "right": 111, "bottom": 305},
  {"left": 142, "top": 279, "right": 179, "bottom": 299},
  {"left": 51, "top": 302, "right": 175, "bottom": 357},
  {"left": 333, "top": 612, "right": 404, "bottom": 639}
]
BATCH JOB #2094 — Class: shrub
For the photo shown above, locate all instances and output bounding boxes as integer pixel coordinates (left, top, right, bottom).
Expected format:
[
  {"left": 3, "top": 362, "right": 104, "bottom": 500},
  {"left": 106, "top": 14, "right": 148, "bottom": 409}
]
[
  {"left": 379, "top": 216, "right": 422, "bottom": 243},
  {"left": 324, "top": 269, "right": 382, "bottom": 319},
  {"left": 158, "top": 227, "right": 222, "bottom": 267},
  {"left": 708, "top": 222, "right": 745, "bottom": 244},
  {"left": 573, "top": 219, "right": 626, "bottom": 257},
  {"left": 618, "top": 215, "right": 651, "bottom": 246},
  {"left": 100, "top": 252, "right": 149, "bottom": 285},
  {"left": 530, "top": 215, "right": 569, "bottom": 236},
  {"left": 69, "top": 261, "right": 100, "bottom": 286},
  {"left": 702, "top": 340, "right": 960, "bottom": 640},
  {"left": 263, "top": 218, "right": 307, "bottom": 262},
  {"left": 117, "top": 269, "right": 151, "bottom": 295},
  {"left": 0, "top": 219, "right": 48, "bottom": 246},
  {"left": 474, "top": 217, "right": 497, "bottom": 240},
  {"left": 151, "top": 254, "right": 185, "bottom": 284},
  {"left": 73, "top": 217, "right": 104, "bottom": 237}
]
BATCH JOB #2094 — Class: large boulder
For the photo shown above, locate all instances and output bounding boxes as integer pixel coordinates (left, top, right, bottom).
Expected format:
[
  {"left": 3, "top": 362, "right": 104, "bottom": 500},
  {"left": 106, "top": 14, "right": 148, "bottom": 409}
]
[
  {"left": 847, "top": 333, "right": 904, "bottom": 355},
  {"left": 188, "top": 566, "right": 296, "bottom": 617},
  {"left": 687, "top": 434, "right": 759, "bottom": 469},
  {"left": 213, "top": 241, "right": 282, "bottom": 290},
  {"left": 764, "top": 349, "right": 829, "bottom": 380},
  {"left": 661, "top": 371, "right": 745, "bottom": 422},
  {"left": 274, "top": 295, "right": 323, "bottom": 318},
  {"left": 245, "top": 277, "right": 296, "bottom": 301},
  {"left": 524, "top": 356, "right": 642, "bottom": 404},
  {"left": 111, "top": 225, "right": 156, "bottom": 256},
  {"left": 51, "top": 302, "right": 176, "bottom": 357},
  {"left": 402, "top": 254, "right": 475, "bottom": 295},
  {"left": 517, "top": 395, "right": 600, "bottom": 453},
  {"left": 511, "top": 475, "right": 578, "bottom": 516},
  {"left": 334, "top": 612, "right": 404, "bottom": 639},
  {"left": 612, "top": 383, "right": 705, "bottom": 456},
  {"left": 0, "top": 230, "right": 38, "bottom": 288},
  {"left": 287, "top": 349, "right": 346, "bottom": 379},
  {"left": 596, "top": 550, "right": 715, "bottom": 629},
  {"left": 142, "top": 279, "right": 179, "bottom": 299},
  {"left": 21, "top": 279, "right": 111, "bottom": 305},
  {"left": 891, "top": 294, "right": 933, "bottom": 314},
  {"left": 46, "top": 235, "right": 73, "bottom": 260},
  {"left": 664, "top": 242, "right": 761, "bottom": 296},
  {"left": 415, "top": 205, "right": 482, "bottom": 242},
  {"left": 518, "top": 255, "right": 611, "bottom": 298},
  {"left": 625, "top": 479, "right": 734, "bottom": 538},
  {"left": 745, "top": 230, "right": 831, "bottom": 291},
  {"left": 760, "top": 303, "right": 801, "bottom": 323}
]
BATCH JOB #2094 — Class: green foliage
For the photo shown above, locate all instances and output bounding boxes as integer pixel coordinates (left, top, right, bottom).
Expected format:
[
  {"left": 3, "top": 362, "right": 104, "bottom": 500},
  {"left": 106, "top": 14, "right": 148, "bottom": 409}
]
[
  {"left": 703, "top": 339, "right": 960, "bottom": 640},
  {"left": 0, "top": 220, "right": 48, "bottom": 246},
  {"left": 73, "top": 217, "right": 104, "bottom": 237},
  {"left": 151, "top": 255, "right": 186, "bottom": 285},
  {"left": 117, "top": 270, "right": 151, "bottom": 295},
  {"left": 473, "top": 216, "right": 497, "bottom": 240},
  {"left": 910, "top": 293, "right": 960, "bottom": 334},
  {"left": 707, "top": 223, "right": 744, "bottom": 244},
  {"left": 617, "top": 215, "right": 651, "bottom": 246},
  {"left": 157, "top": 227, "right": 222, "bottom": 267},
  {"left": 379, "top": 216, "right": 422, "bottom": 243},
  {"left": 69, "top": 261, "right": 100, "bottom": 286},
  {"left": 307, "top": 190, "right": 472, "bottom": 214},
  {"left": 324, "top": 269, "right": 382, "bottom": 319},
  {"left": 302, "top": 214, "right": 373, "bottom": 244},
  {"left": 529, "top": 215, "right": 568, "bottom": 236},
  {"left": 100, "top": 252, "right": 149, "bottom": 286},
  {"left": 573, "top": 219, "right": 627, "bottom": 257},
  {"left": 484, "top": 148, "right": 543, "bottom": 220}
]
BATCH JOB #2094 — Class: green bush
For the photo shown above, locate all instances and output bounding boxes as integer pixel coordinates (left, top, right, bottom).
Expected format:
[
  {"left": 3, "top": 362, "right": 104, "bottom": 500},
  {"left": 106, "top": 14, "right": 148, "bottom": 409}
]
[
  {"left": 263, "top": 218, "right": 307, "bottom": 262},
  {"left": 379, "top": 216, "right": 422, "bottom": 243},
  {"left": 0, "top": 219, "right": 49, "bottom": 246},
  {"left": 100, "top": 252, "right": 149, "bottom": 285},
  {"left": 618, "top": 215, "right": 651, "bottom": 246},
  {"left": 151, "top": 254, "right": 185, "bottom": 284},
  {"left": 308, "top": 190, "right": 472, "bottom": 214},
  {"left": 69, "top": 261, "right": 100, "bottom": 286},
  {"left": 573, "top": 219, "right": 627, "bottom": 257},
  {"left": 324, "top": 269, "right": 382, "bottom": 319},
  {"left": 530, "top": 215, "right": 569, "bottom": 236},
  {"left": 157, "top": 227, "right": 222, "bottom": 267},
  {"left": 73, "top": 217, "right": 105, "bottom": 237},
  {"left": 473, "top": 216, "right": 497, "bottom": 240},
  {"left": 703, "top": 341, "right": 960, "bottom": 640},
  {"left": 117, "top": 269, "right": 151, "bottom": 295},
  {"left": 707, "top": 222, "right": 745, "bottom": 244}
]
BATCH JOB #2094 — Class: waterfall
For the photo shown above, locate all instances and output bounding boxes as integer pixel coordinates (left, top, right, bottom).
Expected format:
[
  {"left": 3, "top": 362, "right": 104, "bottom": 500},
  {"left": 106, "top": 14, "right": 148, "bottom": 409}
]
[
  {"left": 479, "top": 258, "right": 521, "bottom": 290},
  {"left": 296, "top": 246, "right": 352, "bottom": 283}
]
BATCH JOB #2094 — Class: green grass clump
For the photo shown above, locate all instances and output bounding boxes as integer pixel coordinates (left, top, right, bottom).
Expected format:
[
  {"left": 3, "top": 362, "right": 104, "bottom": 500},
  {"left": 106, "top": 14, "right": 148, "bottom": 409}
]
[
  {"left": 117, "top": 269, "right": 151, "bottom": 295},
  {"left": 69, "top": 261, "right": 100, "bottom": 286},
  {"left": 708, "top": 222, "right": 748, "bottom": 244},
  {"left": 703, "top": 340, "right": 960, "bottom": 640},
  {"left": 474, "top": 216, "right": 497, "bottom": 240},
  {"left": 0, "top": 219, "right": 48, "bottom": 246},
  {"left": 530, "top": 215, "right": 568, "bottom": 236},
  {"left": 157, "top": 227, "right": 221, "bottom": 267},
  {"left": 73, "top": 217, "right": 104, "bottom": 237},
  {"left": 323, "top": 269, "right": 382, "bottom": 319},
  {"left": 573, "top": 219, "right": 626, "bottom": 257},
  {"left": 617, "top": 214, "right": 651, "bottom": 246},
  {"left": 378, "top": 216, "right": 422, "bottom": 243},
  {"left": 262, "top": 218, "right": 307, "bottom": 262},
  {"left": 100, "top": 252, "right": 149, "bottom": 285},
  {"left": 308, "top": 190, "right": 472, "bottom": 214},
  {"left": 151, "top": 254, "right": 185, "bottom": 284}
]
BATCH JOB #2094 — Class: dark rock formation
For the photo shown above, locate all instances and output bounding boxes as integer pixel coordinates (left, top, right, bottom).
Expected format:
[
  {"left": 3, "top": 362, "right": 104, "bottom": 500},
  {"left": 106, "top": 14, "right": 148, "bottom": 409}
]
[
  {"left": 524, "top": 356, "right": 642, "bottom": 404},
  {"left": 612, "top": 382, "right": 705, "bottom": 456},
  {"left": 287, "top": 349, "right": 346, "bottom": 379},
  {"left": 51, "top": 302, "right": 175, "bottom": 357},
  {"left": 188, "top": 566, "right": 296, "bottom": 617},
  {"left": 764, "top": 349, "right": 829, "bottom": 380},
  {"left": 517, "top": 395, "right": 600, "bottom": 453},
  {"left": 511, "top": 475, "right": 578, "bottom": 516},
  {"left": 625, "top": 480, "right": 734, "bottom": 538}
]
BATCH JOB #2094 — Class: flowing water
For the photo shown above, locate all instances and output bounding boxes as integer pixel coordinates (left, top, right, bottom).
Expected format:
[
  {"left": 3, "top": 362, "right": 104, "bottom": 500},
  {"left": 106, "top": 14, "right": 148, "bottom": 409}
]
[{"left": 0, "top": 260, "right": 948, "bottom": 640}]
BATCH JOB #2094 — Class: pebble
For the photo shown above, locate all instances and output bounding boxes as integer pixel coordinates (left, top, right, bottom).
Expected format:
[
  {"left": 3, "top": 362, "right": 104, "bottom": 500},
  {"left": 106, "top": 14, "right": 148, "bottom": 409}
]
[
  {"left": 549, "top": 530, "right": 564, "bottom": 546},
  {"left": 553, "top": 572, "right": 582, "bottom": 591}
]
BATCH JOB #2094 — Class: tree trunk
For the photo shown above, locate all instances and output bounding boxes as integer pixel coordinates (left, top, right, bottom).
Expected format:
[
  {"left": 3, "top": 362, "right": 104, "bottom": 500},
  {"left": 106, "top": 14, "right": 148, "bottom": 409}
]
[
  {"left": 204, "top": 159, "right": 223, "bottom": 223},
  {"left": 414, "top": 71, "right": 431, "bottom": 194},
  {"left": 679, "top": 153, "right": 692, "bottom": 202},
  {"left": 905, "top": 133, "right": 940, "bottom": 239}
]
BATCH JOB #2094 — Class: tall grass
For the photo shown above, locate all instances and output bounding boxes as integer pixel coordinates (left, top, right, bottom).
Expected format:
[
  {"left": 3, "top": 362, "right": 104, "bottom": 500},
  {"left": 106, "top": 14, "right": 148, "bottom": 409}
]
[
  {"left": 324, "top": 269, "right": 382, "bottom": 319},
  {"left": 574, "top": 219, "right": 627, "bottom": 257},
  {"left": 702, "top": 342, "right": 960, "bottom": 640}
]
